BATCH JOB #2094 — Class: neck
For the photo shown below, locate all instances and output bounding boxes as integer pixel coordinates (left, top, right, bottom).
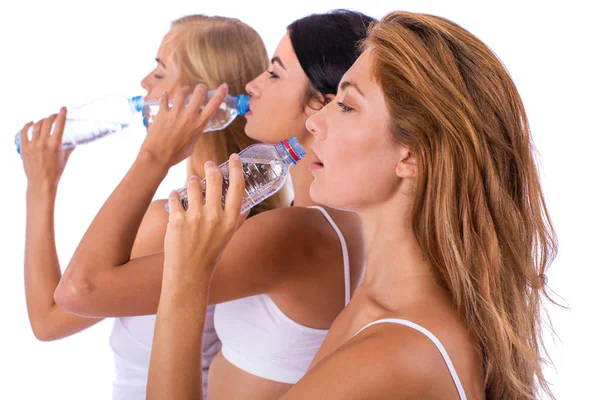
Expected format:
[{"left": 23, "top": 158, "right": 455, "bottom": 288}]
[
  {"left": 358, "top": 200, "right": 436, "bottom": 308},
  {"left": 187, "top": 132, "right": 225, "bottom": 179}
]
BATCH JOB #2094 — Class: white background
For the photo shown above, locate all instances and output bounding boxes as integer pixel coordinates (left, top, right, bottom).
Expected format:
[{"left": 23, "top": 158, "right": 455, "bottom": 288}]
[{"left": 0, "top": 1, "right": 598, "bottom": 398}]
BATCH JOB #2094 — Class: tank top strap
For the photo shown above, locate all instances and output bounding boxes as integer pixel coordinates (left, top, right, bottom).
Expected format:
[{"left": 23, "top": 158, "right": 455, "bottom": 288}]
[
  {"left": 308, "top": 206, "right": 351, "bottom": 305},
  {"left": 354, "top": 318, "right": 467, "bottom": 400}
]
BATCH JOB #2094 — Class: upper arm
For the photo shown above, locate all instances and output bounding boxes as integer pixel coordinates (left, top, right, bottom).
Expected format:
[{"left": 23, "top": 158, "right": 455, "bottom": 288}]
[
  {"left": 207, "top": 208, "right": 323, "bottom": 305},
  {"left": 281, "top": 326, "right": 457, "bottom": 400},
  {"left": 130, "top": 199, "right": 169, "bottom": 258},
  {"left": 57, "top": 208, "right": 320, "bottom": 317}
]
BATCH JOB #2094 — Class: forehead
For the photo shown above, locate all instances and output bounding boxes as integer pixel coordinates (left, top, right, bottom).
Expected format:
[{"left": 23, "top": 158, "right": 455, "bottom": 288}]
[
  {"left": 272, "top": 32, "right": 305, "bottom": 76},
  {"left": 341, "top": 51, "right": 371, "bottom": 85},
  {"left": 156, "top": 31, "right": 178, "bottom": 62},
  {"left": 340, "top": 50, "right": 381, "bottom": 96}
]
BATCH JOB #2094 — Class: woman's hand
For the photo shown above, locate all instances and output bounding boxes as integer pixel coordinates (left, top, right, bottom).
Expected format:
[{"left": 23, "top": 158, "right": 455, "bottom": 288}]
[
  {"left": 20, "top": 107, "right": 74, "bottom": 192},
  {"left": 140, "top": 83, "right": 228, "bottom": 168},
  {"left": 162, "top": 153, "right": 246, "bottom": 288}
]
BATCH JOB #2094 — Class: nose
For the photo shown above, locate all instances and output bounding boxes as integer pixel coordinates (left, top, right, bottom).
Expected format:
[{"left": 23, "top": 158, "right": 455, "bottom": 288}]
[
  {"left": 245, "top": 74, "right": 263, "bottom": 98},
  {"left": 305, "top": 110, "right": 325, "bottom": 140},
  {"left": 141, "top": 72, "right": 152, "bottom": 97}
]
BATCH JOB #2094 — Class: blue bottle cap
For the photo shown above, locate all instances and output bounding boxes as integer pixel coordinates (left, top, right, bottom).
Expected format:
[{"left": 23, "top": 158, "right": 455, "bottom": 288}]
[
  {"left": 129, "top": 96, "right": 145, "bottom": 112},
  {"left": 237, "top": 95, "right": 251, "bottom": 115}
]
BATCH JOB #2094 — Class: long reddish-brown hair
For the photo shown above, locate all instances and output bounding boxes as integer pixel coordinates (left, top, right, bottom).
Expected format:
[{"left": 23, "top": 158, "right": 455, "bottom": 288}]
[{"left": 365, "top": 12, "right": 558, "bottom": 399}]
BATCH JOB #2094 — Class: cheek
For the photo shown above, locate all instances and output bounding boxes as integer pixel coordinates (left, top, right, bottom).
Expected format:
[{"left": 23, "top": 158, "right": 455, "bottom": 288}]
[
  {"left": 311, "top": 149, "right": 398, "bottom": 210},
  {"left": 249, "top": 88, "right": 305, "bottom": 143}
]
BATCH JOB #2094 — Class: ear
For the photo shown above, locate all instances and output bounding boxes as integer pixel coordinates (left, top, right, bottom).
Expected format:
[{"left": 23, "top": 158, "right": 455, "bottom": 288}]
[
  {"left": 304, "top": 93, "right": 335, "bottom": 116},
  {"left": 395, "top": 147, "right": 417, "bottom": 178}
]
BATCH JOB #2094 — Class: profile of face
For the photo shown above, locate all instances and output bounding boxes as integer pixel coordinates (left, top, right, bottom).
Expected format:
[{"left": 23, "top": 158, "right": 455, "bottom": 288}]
[
  {"left": 244, "top": 33, "right": 317, "bottom": 145},
  {"left": 141, "top": 32, "right": 180, "bottom": 102},
  {"left": 306, "top": 49, "right": 416, "bottom": 212}
]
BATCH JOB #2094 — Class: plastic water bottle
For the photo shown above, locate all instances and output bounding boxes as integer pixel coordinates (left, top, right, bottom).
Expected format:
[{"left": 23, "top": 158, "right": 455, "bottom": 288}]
[
  {"left": 14, "top": 90, "right": 250, "bottom": 154},
  {"left": 14, "top": 94, "right": 145, "bottom": 154},
  {"left": 166, "top": 137, "right": 306, "bottom": 214},
  {"left": 141, "top": 90, "right": 250, "bottom": 131}
]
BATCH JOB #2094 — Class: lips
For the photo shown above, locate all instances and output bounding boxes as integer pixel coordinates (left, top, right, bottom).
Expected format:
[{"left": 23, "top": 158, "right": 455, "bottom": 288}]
[{"left": 309, "top": 146, "right": 324, "bottom": 171}]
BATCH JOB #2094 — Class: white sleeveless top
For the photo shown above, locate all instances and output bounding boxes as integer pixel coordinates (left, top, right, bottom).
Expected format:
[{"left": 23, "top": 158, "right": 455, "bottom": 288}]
[
  {"left": 109, "top": 304, "right": 220, "bottom": 400},
  {"left": 213, "top": 206, "right": 351, "bottom": 384},
  {"left": 355, "top": 318, "right": 467, "bottom": 399}
]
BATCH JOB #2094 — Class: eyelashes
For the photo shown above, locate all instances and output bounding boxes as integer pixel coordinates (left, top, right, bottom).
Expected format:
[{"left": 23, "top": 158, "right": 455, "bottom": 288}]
[{"left": 337, "top": 102, "right": 353, "bottom": 113}]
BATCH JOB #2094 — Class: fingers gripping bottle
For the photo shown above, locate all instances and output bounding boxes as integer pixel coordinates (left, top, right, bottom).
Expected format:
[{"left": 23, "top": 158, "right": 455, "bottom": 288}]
[
  {"left": 166, "top": 137, "right": 306, "bottom": 214},
  {"left": 14, "top": 90, "right": 250, "bottom": 154}
]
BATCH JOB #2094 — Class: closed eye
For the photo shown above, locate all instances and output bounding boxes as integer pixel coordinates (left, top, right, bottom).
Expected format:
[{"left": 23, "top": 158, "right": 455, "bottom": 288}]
[
  {"left": 268, "top": 70, "right": 279, "bottom": 79},
  {"left": 337, "top": 102, "right": 353, "bottom": 113}
]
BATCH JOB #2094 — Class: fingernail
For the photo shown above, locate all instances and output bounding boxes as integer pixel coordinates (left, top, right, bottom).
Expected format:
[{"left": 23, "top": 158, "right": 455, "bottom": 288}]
[
  {"left": 230, "top": 153, "right": 240, "bottom": 161},
  {"left": 190, "top": 175, "right": 200, "bottom": 182},
  {"left": 205, "top": 161, "right": 216, "bottom": 167},
  {"left": 221, "top": 83, "right": 228, "bottom": 91}
]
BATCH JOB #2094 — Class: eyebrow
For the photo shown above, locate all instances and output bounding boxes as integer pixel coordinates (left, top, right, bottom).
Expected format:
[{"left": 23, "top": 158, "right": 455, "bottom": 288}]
[
  {"left": 270, "top": 56, "right": 287, "bottom": 71},
  {"left": 339, "top": 81, "right": 364, "bottom": 96},
  {"left": 155, "top": 57, "right": 166, "bottom": 68}
]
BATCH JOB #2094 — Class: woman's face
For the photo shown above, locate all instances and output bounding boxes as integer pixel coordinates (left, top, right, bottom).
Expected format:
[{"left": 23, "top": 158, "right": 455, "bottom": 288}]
[
  {"left": 306, "top": 50, "right": 408, "bottom": 212},
  {"left": 244, "top": 33, "right": 314, "bottom": 145},
  {"left": 141, "top": 33, "right": 180, "bottom": 101}
]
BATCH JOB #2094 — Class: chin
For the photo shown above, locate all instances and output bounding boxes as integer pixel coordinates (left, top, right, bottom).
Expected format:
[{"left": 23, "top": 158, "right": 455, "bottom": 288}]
[
  {"left": 244, "top": 123, "right": 269, "bottom": 143},
  {"left": 310, "top": 183, "right": 358, "bottom": 211},
  {"left": 309, "top": 182, "right": 335, "bottom": 208}
]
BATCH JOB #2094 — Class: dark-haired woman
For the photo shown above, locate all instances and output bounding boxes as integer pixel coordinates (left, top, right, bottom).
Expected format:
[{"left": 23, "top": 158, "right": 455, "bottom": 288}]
[{"left": 56, "top": 10, "right": 377, "bottom": 400}]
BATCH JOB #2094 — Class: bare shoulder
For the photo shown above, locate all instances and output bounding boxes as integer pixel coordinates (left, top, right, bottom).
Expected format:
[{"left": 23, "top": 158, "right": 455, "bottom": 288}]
[
  {"left": 349, "top": 314, "right": 482, "bottom": 399},
  {"left": 235, "top": 206, "right": 336, "bottom": 253},
  {"left": 283, "top": 325, "right": 456, "bottom": 399}
]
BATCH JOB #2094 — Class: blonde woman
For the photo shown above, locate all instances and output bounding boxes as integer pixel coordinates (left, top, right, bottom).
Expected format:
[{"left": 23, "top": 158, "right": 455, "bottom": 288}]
[
  {"left": 18, "top": 15, "right": 280, "bottom": 399},
  {"left": 147, "top": 11, "right": 558, "bottom": 400}
]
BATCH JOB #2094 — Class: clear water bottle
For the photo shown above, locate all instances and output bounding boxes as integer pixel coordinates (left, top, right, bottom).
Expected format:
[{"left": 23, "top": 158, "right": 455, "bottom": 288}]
[
  {"left": 166, "top": 137, "right": 306, "bottom": 214},
  {"left": 14, "top": 90, "right": 250, "bottom": 154},
  {"left": 14, "top": 94, "right": 144, "bottom": 154},
  {"left": 141, "top": 90, "right": 250, "bottom": 131}
]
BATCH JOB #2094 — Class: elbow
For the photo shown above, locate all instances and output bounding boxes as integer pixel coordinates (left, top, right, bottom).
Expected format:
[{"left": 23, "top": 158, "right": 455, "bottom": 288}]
[
  {"left": 29, "top": 312, "right": 69, "bottom": 342},
  {"left": 30, "top": 321, "right": 61, "bottom": 342},
  {"left": 54, "top": 274, "right": 97, "bottom": 317}
]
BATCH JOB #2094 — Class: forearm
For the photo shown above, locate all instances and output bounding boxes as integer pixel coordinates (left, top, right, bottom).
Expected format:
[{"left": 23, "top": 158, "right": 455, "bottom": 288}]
[
  {"left": 147, "top": 279, "right": 211, "bottom": 400},
  {"left": 25, "top": 186, "right": 61, "bottom": 311},
  {"left": 60, "top": 152, "right": 169, "bottom": 286},
  {"left": 25, "top": 186, "right": 100, "bottom": 340}
]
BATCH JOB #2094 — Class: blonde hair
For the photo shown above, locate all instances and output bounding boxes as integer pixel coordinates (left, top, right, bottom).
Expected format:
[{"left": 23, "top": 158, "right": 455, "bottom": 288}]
[
  {"left": 163, "top": 15, "right": 282, "bottom": 214},
  {"left": 365, "top": 12, "right": 558, "bottom": 399}
]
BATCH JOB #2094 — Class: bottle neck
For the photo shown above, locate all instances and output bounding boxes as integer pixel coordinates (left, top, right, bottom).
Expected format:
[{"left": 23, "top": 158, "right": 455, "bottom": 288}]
[
  {"left": 236, "top": 95, "right": 250, "bottom": 115},
  {"left": 274, "top": 142, "right": 296, "bottom": 165},
  {"left": 274, "top": 137, "right": 306, "bottom": 165}
]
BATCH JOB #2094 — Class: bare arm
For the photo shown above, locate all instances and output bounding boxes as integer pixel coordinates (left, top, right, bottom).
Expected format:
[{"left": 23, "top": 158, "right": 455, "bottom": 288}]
[
  {"left": 55, "top": 86, "right": 224, "bottom": 312},
  {"left": 56, "top": 204, "right": 319, "bottom": 317},
  {"left": 24, "top": 184, "right": 102, "bottom": 340},
  {"left": 148, "top": 155, "right": 245, "bottom": 399},
  {"left": 20, "top": 110, "right": 102, "bottom": 341}
]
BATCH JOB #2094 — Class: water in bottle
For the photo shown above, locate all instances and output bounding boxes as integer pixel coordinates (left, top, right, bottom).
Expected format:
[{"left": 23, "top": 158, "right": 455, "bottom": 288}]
[
  {"left": 14, "top": 89, "right": 250, "bottom": 154},
  {"left": 141, "top": 90, "right": 250, "bottom": 130},
  {"left": 166, "top": 136, "right": 306, "bottom": 214},
  {"left": 14, "top": 94, "right": 145, "bottom": 154}
]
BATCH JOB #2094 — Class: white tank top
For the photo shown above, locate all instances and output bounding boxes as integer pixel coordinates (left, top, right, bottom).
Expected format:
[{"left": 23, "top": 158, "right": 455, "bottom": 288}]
[
  {"left": 213, "top": 206, "right": 351, "bottom": 384},
  {"left": 355, "top": 318, "right": 467, "bottom": 399},
  {"left": 109, "top": 304, "right": 220, "bottom": 400}
]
